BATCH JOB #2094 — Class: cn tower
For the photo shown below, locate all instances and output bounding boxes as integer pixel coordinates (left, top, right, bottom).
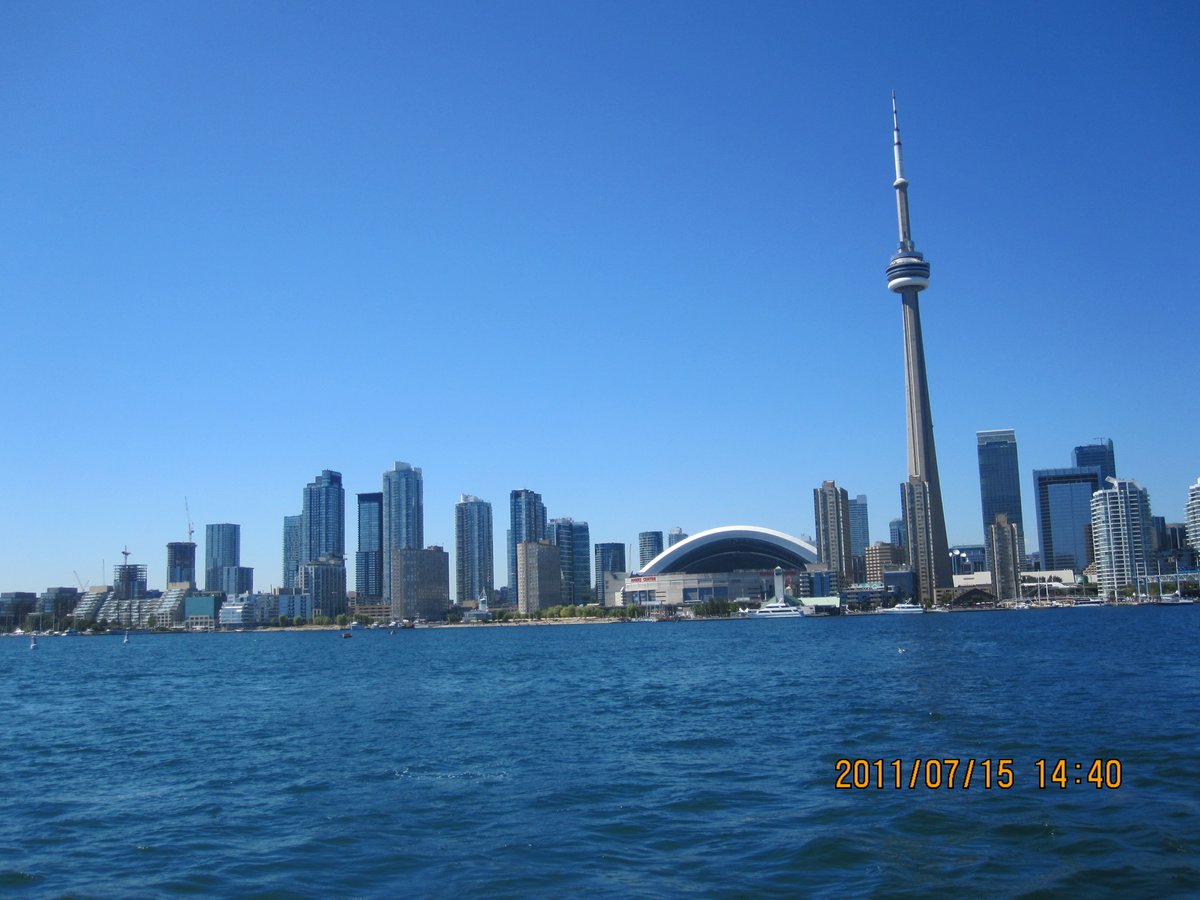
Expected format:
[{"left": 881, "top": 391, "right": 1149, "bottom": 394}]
[{"left": 886, "top": 93, "right": 952, "bottom": 599}]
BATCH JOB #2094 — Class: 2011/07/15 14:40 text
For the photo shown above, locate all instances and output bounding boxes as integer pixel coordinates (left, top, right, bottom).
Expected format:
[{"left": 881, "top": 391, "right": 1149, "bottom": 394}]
[{"left": 833, "top": 758, "right": 1123, "bottom": 790}]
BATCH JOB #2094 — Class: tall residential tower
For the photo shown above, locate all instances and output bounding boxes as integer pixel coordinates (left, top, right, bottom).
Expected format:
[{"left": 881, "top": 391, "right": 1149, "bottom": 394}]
[
  {"left": 886, "top": 94, "right": 951, "bottom": 600},
  {"left": 356, "top": 492, "right": 384, "bottom": 601},
  {"left": 508, "top": 489, "right": 546, "bottom": 607},
  {"left": 382, "top": 462, "right": 424, "bottom": 604},
  {"left": 204, "top": 524, "right": 240, "bottom": 593},
  {"left": 455, "top": 494, "right": 494, "bottom": 604}
]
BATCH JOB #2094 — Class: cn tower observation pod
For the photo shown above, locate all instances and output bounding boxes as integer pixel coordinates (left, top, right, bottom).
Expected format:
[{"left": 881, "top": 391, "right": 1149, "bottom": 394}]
[{"left": 639, "top": 526, "right": 819, "bottom": 576}]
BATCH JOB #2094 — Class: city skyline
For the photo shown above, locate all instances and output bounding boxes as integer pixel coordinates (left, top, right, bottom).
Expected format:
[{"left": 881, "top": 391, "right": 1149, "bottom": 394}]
[{"left": 2, "top": 3, "right": 1197, "bottom": 592}]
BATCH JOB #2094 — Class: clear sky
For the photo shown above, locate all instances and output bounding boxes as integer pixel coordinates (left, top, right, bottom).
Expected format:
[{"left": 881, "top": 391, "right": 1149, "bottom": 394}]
[{"left": 2, "top": 0, "right": 1197, "bottom": 594}]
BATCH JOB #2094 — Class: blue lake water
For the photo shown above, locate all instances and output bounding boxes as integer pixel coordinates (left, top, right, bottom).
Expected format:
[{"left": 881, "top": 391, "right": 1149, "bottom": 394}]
[{"left": 2, "top": 608, "right": 1198, "bottom": 897}]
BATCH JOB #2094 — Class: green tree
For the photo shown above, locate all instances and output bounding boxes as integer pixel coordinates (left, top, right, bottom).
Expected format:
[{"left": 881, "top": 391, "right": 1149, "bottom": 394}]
[
  {"left": 336, "top": 614, "right": 349, "bottom": 627},
  {"left": 278, "top": 615, "right": 289, "bottom": 627}
]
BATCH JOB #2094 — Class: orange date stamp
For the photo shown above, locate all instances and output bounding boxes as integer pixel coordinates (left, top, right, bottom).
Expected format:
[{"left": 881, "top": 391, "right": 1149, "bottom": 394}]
[{"left": 834, "top": 758, "right": 1123, "bottom": 790}]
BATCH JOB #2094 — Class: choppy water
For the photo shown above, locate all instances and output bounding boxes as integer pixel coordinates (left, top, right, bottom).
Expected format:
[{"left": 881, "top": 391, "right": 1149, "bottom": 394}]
[{"left": 2, "top": 608, "right": 1198, "bottom": 897}]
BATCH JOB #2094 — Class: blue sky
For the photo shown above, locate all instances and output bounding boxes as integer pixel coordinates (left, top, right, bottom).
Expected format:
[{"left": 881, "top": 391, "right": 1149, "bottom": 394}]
[{"left": 2, "top": 0, "right": 1197, "bottom": 593}]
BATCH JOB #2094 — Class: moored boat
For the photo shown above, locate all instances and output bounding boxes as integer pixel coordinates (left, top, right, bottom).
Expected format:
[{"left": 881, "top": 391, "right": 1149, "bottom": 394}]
[{"left": 879, "top": 602, "right": 924, "bottom": 614}]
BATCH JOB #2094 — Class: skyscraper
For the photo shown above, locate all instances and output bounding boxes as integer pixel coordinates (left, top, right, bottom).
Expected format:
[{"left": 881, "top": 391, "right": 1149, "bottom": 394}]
[
  {"left": 219, "top": 566, "right": 254, "bottom": 596},
  {"left": 391, "top": 546, "right": 450, "bottom": 621},
  {"left": 205, "top": 524, "right": 240, "bottom": 592},
  {"left": 1033, "top": 467, "right": 1102, "bottom": 572},
  {"left": 1187, "top": 478, "right": 1200, "bottom": 555},
  {"left": 508, "top": 489, "right": 546, "bottom": 606},
  {"left": 886, "top": 93, "right": 951, "bottom": 599},
  {"left": 988, "top": 514, "right": 1022, "bottom": 602},
  {"left": 517, "top": 541, "right": 561, "bottom": 615},
  {"left": 282, "top": 514, "right": 302, "bottom": 589},
  {"left": 594, "top": 542, "right": 626, "bottom": 606},
  {"left": 668, "top": 527, "right": 688, "bottom": 547},
  {"left": 549, "top": 518, "right": 591, "bottom": 605},
  {"left": 298, "top": 556, "right": 347, "bottom": 619},
  {"left": 977, "top": 429, "right": 1026, "bottom": 574},
  {"left": 301, "top": 470, "right": 345, "bottom": 564},
  {"left": 166, "top": 541, "right": 196, "bottom": 589},
  {"left": 639, "top": 531, "right": 664, "bottom": 568},
  {"left": 848, "top": 495, "right": 869, "bottom": 560},
  {"left": 455, "top": 495, "right": 494, "bottom": 603},
  {"left": 1091, "top": 478, "right": 1152, "bottom": 599},
  {"left": 356, "top": 492, "right": 384, "bottom": 601},
  {"left": 889, "top": 517, "right": 907, "bottom": 564},
  {"left": 813, "top": 481, "right": 853, "bottom": 583},
  {"left": 865, "top": 541, "right": 900, "bottom": 585},
  {"left": 900, "top": 478, "right": 937, "bottom": 604},
  {"left": 1073, "top": 439, "right": 1116, "bottom": 484},
  {"left": 382, "top": 462, "right": 423, "bottom": 604}
]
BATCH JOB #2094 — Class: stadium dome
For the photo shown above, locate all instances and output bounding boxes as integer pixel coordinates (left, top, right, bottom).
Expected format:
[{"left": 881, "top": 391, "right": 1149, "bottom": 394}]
[{"left": 640, "top": 525, "right": 818, "bottom": 576}]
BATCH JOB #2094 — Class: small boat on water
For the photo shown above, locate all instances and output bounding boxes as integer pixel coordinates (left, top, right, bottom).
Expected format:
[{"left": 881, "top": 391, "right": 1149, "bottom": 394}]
[
  {"left": 1158, "top": 594, "right": 1195, "bottom": 605},
  {"left": 740, "top": 598, "right": 807, "bottom": 618},
  {"left": 880, "top": 602, "right": 925, "bottom": 614}
]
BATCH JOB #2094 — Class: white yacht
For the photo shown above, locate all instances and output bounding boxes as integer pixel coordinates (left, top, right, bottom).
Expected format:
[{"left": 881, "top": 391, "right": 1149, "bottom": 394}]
[
  {"left": 1158, "top": 594, "right": 1195, "bottom": 605},
  {"left": 880, "top": 602, "right": 925, "bottom": 614},
  {"left": 741, "top": 599, "right": 807, "bottom": 618}
]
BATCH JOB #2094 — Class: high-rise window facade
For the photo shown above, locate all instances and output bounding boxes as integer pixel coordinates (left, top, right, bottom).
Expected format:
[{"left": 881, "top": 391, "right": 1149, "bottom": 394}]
[
  {"left": 813, "top": 481, "right": 853, "bottom": 583},
  {"left": 356, "top": 492, "right": 384, "bottom": 601},
  {"left": 594, "top": 542, "right": 626, "bottom": 606},
  {"left": 508, "top": 489, "right": 546, "bottom": 606},
  {"left": 1033, "top": 467, "right": 1102, "bottom": 572},
  {"left": 638, "top": 531, "right": 664, "bottom": 568},
  {"left": 901, "top": 478, "right": 936, "bottom": 604},
  {"left": 282, "top": 515, "right": 302, "bottom": 589},
  {"left": 1187, "top": 478, "right": 1200, "bottom": 556},
  {"left": 1091, "top": 478, "right": 1152, "bottom": 599},
  {"left": 382, "top": 462, "right": 424, "bottom": 603},
  {"left": 1073, "top": 440, "right": 1116, "bottom": 484},
  {"left": 989, "top": 514, "right": 1022, "bottom": 601},
  {"left": 889, "top": 517, "right": 906, "bottom": 563},
  {"left": 205, "top": 523, "right": 240, "bottom": 592},
  {"left": 167, "top": 541, "right": 196, "bottom": 588},
  {"left": 549, "top": 518, "right": 591, "bottom": 605},
  {"left": 455, "top": 495, "right": 494, "bottom": 604},
  {"left": 302, "top": 470, "right": 345, "bottom": 564},
  {"left": 848, "top": 495, "right": 869, "bottom": 561},
  {"left": 977, "top": 430, "right": 1025, "bottom": 573}
]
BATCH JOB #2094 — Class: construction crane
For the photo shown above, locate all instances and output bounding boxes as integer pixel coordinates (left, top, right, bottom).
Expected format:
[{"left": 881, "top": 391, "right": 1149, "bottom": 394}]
[
  {"left": 185, "top": 497, "right": 195, "bottom": 543},
  {"left": 73, "top": 570, "right": 87, "bottom": 592}
]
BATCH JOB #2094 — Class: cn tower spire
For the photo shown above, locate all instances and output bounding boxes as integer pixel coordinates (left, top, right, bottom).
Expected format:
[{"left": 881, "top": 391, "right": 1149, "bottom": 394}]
[
  {"left": 891, "top": 91, "right": 914, "bottom": 253},
  {"left": 884, "top": 93, "right": 951, "bottom": 602}
]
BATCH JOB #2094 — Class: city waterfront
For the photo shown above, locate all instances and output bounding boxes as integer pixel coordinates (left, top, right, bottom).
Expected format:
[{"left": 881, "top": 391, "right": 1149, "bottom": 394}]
[{"left": 3, "top": 607, "right": 1197, "bottom": 896}]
